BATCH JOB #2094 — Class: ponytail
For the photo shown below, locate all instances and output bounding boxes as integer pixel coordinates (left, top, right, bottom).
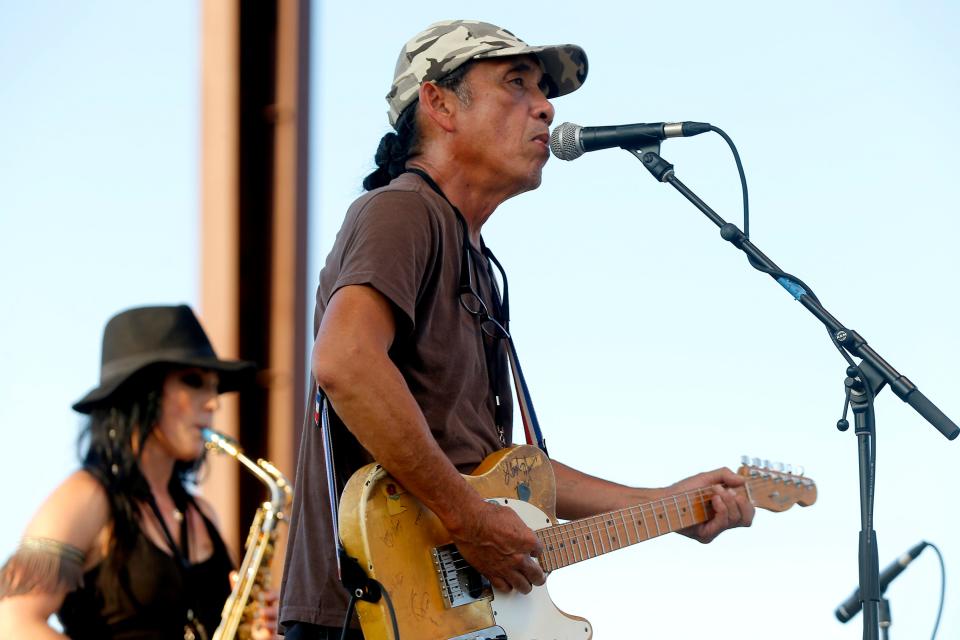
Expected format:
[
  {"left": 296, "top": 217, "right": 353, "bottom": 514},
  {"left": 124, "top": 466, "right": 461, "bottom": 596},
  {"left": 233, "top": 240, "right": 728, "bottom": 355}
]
[
  {"left": 362, "top": 61, "right": 476, "bottom": 191},
  {"left": 363, "top": 105, "right": 419, "bottom": 191}
]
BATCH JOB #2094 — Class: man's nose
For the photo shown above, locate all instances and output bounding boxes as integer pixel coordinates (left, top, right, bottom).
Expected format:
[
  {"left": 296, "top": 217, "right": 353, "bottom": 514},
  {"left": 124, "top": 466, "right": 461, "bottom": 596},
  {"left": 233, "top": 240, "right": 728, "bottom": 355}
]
[{"left": 536, "top": 96, "right": 555, "bottom": 126}]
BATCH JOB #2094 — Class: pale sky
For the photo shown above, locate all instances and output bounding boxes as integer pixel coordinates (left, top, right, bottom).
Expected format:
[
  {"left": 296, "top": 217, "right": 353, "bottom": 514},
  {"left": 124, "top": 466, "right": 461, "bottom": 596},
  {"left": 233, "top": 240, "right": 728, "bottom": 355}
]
[{"left": 2, "top": 2, "right": 958, "bottom": 638}]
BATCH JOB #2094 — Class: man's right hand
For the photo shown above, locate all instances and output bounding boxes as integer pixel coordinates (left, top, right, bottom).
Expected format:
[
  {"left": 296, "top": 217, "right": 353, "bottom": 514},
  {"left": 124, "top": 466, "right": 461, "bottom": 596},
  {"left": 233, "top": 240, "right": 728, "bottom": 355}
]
[{"left": 448, "top": 500, "right": 545, "bottom": 594}]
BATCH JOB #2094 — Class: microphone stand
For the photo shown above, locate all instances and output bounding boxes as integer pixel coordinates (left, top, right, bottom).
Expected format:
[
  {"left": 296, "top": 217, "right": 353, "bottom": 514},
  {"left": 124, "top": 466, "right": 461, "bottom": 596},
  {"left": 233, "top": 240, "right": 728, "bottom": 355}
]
[
  {"left": 879, "top": 597, "right": 891, "bottom": 640},
  {"left": 625, "top": 142, "right": 958, "bottom": 640}
]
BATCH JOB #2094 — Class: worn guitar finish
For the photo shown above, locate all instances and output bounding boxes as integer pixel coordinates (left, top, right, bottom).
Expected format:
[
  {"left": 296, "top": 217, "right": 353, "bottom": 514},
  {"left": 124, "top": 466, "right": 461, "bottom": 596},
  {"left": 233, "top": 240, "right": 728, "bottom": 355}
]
[{"left": 338, "top": 445, "right": 817, "bottom": 640}]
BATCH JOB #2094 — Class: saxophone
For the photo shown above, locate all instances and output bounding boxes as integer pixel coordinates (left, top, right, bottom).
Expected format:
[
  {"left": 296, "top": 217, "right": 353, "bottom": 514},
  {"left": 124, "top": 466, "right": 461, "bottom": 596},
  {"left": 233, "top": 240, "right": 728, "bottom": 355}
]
[{"left": 201, "top": 428, "right": 293, "bottom": 640}]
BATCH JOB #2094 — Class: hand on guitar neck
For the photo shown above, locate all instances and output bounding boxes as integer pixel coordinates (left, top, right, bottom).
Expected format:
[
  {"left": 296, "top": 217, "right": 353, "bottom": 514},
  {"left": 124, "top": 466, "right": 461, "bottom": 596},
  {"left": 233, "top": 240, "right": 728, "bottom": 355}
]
[{"left": 662, "top": 466, "right": 756, "bottom": 543}]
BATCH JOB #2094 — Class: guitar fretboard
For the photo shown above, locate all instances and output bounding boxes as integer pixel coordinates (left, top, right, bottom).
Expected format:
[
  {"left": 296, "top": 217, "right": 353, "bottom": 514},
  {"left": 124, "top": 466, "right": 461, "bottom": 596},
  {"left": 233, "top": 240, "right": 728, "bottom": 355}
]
[{"left": 535, "top": 487, "right": 721, "bottom": 572}]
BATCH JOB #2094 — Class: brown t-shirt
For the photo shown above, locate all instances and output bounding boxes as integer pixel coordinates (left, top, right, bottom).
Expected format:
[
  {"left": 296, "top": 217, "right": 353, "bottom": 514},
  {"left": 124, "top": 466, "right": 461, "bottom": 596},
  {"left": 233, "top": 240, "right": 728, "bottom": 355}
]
[{"left": 278, "top": 172, "right": 513, "bottom": 630}]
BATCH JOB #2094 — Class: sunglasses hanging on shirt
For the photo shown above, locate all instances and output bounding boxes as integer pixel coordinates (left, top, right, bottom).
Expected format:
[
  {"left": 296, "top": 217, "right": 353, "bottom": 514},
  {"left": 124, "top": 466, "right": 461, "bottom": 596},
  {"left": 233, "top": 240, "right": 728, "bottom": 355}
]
[{"left": 406, "top": 167, "right": 548, "bottom": 456}]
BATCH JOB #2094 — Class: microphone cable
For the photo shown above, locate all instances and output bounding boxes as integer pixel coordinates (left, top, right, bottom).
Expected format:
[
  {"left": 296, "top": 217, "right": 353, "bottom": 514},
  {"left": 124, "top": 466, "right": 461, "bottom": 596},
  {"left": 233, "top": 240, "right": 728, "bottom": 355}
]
[
  {"left": 709, "top": 125, "right": 750, "bottom": 239},
  {"left": 695, "top": 126, "right": 867, "bottom": 370},
  {"left": 928, "top": 541, "right": 945, "bottom": 640}
]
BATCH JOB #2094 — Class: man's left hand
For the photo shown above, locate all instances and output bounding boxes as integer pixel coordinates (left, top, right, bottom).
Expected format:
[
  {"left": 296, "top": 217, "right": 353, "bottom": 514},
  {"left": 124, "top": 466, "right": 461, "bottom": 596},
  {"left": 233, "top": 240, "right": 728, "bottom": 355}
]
[{"left": 666, "top": 467, "right": 755, "bottom": 543}]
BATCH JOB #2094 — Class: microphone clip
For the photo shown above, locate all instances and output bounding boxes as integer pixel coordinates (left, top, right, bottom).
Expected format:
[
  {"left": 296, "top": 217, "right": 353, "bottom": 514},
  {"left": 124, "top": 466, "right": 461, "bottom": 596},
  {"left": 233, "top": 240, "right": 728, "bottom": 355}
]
[{"left": 626, "top": 144, "right": 675, "bottom": 182}]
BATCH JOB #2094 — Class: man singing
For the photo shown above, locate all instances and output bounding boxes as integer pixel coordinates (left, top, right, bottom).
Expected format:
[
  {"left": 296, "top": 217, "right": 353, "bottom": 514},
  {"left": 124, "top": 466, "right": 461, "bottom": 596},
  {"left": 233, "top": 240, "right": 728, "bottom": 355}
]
[{"left": 279, "top": 20, "right": 754, "bottom": 639}]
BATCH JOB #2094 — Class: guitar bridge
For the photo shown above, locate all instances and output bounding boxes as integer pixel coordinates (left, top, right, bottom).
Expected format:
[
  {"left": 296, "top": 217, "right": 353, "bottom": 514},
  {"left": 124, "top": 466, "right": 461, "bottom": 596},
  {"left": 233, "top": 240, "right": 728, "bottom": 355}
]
[
  {"left": 432, "top": 544, "right": 491, "bottom": 608},
  {"left": 448, "top": 627, "right": 507, "bottom": 640}
]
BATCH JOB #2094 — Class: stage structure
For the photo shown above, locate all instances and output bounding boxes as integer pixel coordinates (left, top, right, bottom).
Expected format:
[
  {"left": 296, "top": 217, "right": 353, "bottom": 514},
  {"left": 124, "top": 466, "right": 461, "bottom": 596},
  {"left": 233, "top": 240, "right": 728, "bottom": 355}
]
[{"left": 199, "top": 0, "right": 311, "bottom": 582}]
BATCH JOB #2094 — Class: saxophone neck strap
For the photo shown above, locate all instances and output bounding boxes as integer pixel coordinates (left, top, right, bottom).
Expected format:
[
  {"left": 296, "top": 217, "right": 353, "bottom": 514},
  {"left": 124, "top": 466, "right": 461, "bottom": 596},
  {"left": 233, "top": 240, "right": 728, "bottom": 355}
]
[{"left": 145, "top": 492, "right": 190, "bottom": 570}]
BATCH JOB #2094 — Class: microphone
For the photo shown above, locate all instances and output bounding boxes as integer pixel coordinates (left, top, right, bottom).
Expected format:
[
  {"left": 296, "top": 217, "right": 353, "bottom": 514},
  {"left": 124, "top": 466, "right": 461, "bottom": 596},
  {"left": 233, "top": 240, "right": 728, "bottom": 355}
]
[
  {"left": 549, "top": 121, "right": 712, "bottom": 161},
  {"left": 835, "top": 541, "right": 929, "bottom": 623}
]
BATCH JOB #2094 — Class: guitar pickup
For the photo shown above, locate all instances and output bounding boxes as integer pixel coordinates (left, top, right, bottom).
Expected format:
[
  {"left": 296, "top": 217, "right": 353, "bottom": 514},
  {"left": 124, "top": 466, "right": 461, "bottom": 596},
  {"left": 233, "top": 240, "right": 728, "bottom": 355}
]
[{"left": 432, "top": 544, "right": 492, "bottom": 608}]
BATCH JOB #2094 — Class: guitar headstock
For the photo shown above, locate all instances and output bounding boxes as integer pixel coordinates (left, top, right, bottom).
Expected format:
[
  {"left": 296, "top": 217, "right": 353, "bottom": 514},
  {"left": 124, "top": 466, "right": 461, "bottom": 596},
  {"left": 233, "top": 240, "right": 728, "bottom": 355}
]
[{"left": 737, "top": 456, "right": 818, "bottom": 512}]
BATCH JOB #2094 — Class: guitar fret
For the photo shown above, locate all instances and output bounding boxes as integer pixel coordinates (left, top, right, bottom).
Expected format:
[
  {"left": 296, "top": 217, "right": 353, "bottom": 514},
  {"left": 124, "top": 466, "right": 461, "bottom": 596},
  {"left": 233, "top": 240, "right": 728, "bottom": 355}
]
[
  {"left": 685, "top": 492, "right": 695, "bottom": 525},
  {"left": 552, "top": 527, "right": 565, "bottom": 568},
  {"left": 539, "top": 528, "right": 558, "bottom": 571},
  {"left": 587, "top": 518, "right": 600, "bottom": 557},
  {"left": 603, "top": 517, "right": 617, "bottom": 551},
  {"left": 673, "top": 496, "right": 683, "bottom": 528},
  {"left": 557, "top": 525, "right": 572, "bottom": 567},
  {"left": 618, "top": 510, "right": 632, "bottom": 546},
  {"left": 570, "top": 520, "right": 587, "bottom": 562},
  {"left": 697, "top": 488, "right": 710, "bottom": 520},
  {"left": 553, "top": 523, "right": 570, "bottom": 567},
  {"left": 629, "top": 506, "right": 642, "bottom": 543},
  {"left": 639, "top": 505, "right": 652, "bottom": 540},
  {"left": 567, "top": 527, "right": 578, "bottom": 565},
  {"left": 543, "top": 526, "right": 559, "bottom": 569},
  {"left": 594, "top": 517, "right": 607, "bottom": 554},
  {"left": 568, "top": 521, "right": 585, "bottom": 563},
  {"left": 659, "top": 499, "right": 670, "bottom": 532},
  {"left": 536, "top": 532, "right": 549, "bottom": 572},
  {"left": 550, "top": 526, "right": 565, "bottom": 568},
  {"left": 563, "top": 522, "right": 579, "bottom": 565},
  {"left": 652, "top": 503, "right": 662, "bottom": 536}
]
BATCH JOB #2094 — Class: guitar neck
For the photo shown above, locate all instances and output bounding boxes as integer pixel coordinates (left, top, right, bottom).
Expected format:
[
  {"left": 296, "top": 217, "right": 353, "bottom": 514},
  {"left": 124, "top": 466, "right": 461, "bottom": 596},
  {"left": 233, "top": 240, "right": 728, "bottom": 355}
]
[{"left": 535, "top": 486, "right": 731, "bottom": 572}]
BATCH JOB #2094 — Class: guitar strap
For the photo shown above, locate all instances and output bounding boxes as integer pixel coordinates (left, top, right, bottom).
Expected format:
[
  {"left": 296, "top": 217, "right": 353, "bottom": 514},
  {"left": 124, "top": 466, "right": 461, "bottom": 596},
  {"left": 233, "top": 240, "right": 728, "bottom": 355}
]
[
  {"left": 482, "top": 247, "right": 548, "bottom": 457},
  {"left": 316, "top": 389, "right": 382, "bottom": 605}
]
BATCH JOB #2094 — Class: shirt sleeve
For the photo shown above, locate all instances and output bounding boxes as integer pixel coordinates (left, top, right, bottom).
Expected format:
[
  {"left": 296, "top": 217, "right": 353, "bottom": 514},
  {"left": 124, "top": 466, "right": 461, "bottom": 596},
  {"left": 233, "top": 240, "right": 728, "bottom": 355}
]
[{"left": 329, "top": 190, "right": 438, "bottom": 332}]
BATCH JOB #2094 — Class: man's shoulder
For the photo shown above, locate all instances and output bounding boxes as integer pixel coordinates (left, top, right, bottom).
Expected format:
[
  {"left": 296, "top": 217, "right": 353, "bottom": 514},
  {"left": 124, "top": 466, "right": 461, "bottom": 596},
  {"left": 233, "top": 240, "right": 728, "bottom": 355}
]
[{"left": 350, "top": 173, "right": 449, "bottom": 219}]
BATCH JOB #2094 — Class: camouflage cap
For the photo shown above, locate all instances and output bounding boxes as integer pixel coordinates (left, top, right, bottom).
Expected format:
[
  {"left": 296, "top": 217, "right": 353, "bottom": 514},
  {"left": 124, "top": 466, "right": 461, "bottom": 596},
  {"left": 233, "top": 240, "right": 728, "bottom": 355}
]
[{"left": 387, "top": 20, "right": 588, "bottom": 128}]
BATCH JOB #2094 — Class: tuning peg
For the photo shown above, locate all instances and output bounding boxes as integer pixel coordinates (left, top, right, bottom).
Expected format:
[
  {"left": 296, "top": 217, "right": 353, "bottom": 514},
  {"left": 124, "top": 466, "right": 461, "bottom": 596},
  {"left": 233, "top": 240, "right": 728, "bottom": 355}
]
[
  {"left": 751, "top": 457, "right": 761, "bottom": 467},
  {"left": 762, "top": 459, "right": 771, "bottom": 470},
  {"left": 775, "top": 462, "right": 785, "bottom": 472}
]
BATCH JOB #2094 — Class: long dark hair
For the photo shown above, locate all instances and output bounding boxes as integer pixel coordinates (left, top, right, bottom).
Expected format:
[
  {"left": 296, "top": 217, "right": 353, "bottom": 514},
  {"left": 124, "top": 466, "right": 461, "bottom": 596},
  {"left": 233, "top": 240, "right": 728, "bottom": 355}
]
[
  {"left": 363, "top": 61, "right": 475, "bottom": 191},
  {"left": 78, "top": 365, "right": 202, "bottom": 562}
]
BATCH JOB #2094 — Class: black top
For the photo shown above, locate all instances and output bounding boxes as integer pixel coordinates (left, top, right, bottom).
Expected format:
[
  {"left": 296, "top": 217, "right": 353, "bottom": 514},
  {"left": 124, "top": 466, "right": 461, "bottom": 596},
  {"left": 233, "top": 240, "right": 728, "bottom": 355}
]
[{"left": 58, "top": 503, "right": 233, "bottom": 639}]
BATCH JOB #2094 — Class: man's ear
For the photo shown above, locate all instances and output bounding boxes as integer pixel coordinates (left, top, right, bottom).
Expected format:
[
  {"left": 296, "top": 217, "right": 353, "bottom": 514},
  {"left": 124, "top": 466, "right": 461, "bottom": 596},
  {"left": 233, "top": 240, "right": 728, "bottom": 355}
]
[{"left": 418, "top": 82, "right": 458, "bottom": 133}]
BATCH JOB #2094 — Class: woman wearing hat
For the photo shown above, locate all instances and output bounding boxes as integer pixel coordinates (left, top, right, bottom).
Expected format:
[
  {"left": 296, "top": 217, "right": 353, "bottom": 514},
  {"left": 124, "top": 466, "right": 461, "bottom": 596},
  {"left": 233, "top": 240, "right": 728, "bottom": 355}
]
[{"left": 0, "top": 305, "right": 278, "bottom": 639}]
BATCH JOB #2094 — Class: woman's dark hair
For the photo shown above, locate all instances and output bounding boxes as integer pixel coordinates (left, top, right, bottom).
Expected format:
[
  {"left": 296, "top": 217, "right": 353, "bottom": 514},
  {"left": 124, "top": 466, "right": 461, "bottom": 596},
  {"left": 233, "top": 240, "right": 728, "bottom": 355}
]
[
  {"left": 78, "top": 365, "right": 202, "bottom": 563},
  {"left": 363, "top": 61, "right": 476, "bottom": 191}
]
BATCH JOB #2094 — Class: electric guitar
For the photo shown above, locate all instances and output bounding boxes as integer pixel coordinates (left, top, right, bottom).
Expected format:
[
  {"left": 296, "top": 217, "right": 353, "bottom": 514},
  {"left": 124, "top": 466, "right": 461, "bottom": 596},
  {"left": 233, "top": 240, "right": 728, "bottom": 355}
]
[{"left": 338, "top": 445, "right": 817, "bottom": 640}]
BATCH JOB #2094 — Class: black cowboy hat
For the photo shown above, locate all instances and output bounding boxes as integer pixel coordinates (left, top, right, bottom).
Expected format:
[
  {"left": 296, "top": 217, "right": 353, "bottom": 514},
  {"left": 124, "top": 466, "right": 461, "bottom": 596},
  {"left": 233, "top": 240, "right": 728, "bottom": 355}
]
[{"left": 72, "top": 305, "right": 256, "bottom": 414}]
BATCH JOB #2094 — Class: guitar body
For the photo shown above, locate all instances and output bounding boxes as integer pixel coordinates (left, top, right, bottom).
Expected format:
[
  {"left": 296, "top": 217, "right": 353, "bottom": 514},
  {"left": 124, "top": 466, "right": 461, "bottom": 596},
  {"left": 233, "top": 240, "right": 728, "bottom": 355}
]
[{"left": 339, "top": 445, "right": 592, "bottom": 640}]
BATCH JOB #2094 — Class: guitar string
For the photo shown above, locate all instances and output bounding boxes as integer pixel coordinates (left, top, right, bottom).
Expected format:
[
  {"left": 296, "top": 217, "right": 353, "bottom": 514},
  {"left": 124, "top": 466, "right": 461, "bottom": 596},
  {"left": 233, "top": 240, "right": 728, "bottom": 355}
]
[
  {"left": 538, "top": 490, "right": 714, "bottom": 570},
  {"left": 441, "top": 476, "right": 813, "bottom": 573},
  {"left": 535, "top": 478, "right": 813, "bottom": 570}
]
